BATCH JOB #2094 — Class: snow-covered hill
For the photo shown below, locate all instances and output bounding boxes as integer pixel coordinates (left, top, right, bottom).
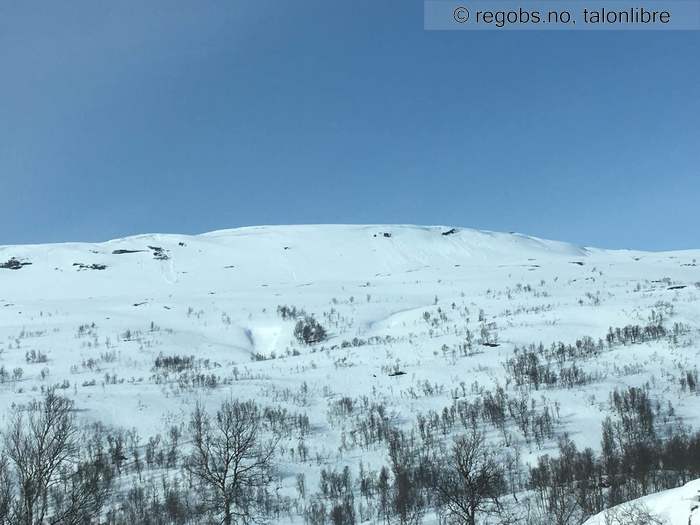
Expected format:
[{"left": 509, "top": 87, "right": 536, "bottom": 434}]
[
  {"left": 1, "top": 224, "right": 698, "bottom": 523},
  {"left": 0, "top": 225, "right": 590, "bottom": 299}
]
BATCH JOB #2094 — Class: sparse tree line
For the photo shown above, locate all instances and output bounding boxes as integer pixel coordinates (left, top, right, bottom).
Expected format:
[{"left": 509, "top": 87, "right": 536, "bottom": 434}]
[
  {"left": 679, "top": 368, "right": 698, "bottom": 393},
  {"left": 1, "top": 382, "right": 697, "bottom": 524},
  {"left": 329, "top": 382, "right": 561, "bottom": 453},
  {"left": 604, "top": 320, "right": 688, "bottom": 348},
  {"left": 307, "top": 388, "right": 699, "bottom": 525},
  {"left": 0, "top": 309, "right": 697, "bottom": 524},
  {"left": 410, "top": 386, "right": 560, "bottom": 450},
  {"left": 0, "top": 390, "right": 286, "bottom": 525},
  {"left": 503, "top": 315, "right": 690, "bottom": 392},
  {"left": 526, "top": 385, "right": 699, "bottom": 525}
]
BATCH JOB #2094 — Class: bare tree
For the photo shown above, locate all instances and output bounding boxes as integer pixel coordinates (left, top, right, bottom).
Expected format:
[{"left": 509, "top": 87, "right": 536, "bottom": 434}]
[
  {"left": 184, "top": 399, "right": 276, "bottom": 525},
  {"left": 4, "top": 390, "right": 78, "bottom": 525},
  {"left": 0, "top": 454, "right": 12, "bottom": 525},
  {"left": 46, "top": 452, "right": 113, "bottom": 525},
  {"left": 1, "top": 390, "right": 111, "bottom": 525},
  {"left": 437, "top": 426, "right": 505, "bottom": 525},
  {"left": 540, "top": 482, "right": 580, "bottom": 525}
]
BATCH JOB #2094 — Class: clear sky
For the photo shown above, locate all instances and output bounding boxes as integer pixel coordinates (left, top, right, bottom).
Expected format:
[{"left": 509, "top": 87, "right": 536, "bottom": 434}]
[{"left": 1, "top": 1, "right": 698, "bottom": 250}]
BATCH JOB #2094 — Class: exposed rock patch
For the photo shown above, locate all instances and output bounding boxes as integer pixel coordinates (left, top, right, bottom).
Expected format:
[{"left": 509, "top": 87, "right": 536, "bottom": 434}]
[{"left": 0, "top": 258, "right": 31, "bottom": 270}]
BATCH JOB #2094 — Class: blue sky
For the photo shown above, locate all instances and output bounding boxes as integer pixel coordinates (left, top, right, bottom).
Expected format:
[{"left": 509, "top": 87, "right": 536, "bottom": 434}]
[{"left": 1, "top": 1, "right": 698, "bottom": 249}]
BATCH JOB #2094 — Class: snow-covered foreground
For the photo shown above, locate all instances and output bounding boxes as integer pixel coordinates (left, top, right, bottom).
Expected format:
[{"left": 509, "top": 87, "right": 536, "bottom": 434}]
[
  {"left": 584, "top": 478, "right": 700, "bottom": 524},
  {"left": 1, "top": 224, "right": 699, "bottom": 523}
]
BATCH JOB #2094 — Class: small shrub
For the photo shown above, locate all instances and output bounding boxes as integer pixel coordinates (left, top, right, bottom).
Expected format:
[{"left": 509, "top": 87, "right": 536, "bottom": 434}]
[{"left": 294, "top": 316, "right": 327, "bottom": 345}]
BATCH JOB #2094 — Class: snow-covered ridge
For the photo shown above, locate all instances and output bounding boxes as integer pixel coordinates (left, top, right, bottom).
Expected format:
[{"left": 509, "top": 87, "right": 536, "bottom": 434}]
[
  {"left": 0, "top": 224, "right": 592, "bottom": 300},
  {"left": 2, "top": 223, "right": 589, "bottom": 256}
]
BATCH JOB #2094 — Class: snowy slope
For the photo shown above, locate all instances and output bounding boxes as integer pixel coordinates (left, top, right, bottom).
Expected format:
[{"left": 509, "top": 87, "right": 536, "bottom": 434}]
[
  {"left": 584, "top": 479, "right": 700, "bottom": 524},
  {"left": 0, "top": 224, "right": 699, "bottom": 520},
  {"left": 0, "top": 225, "right": 589, "bottom": 300}
]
